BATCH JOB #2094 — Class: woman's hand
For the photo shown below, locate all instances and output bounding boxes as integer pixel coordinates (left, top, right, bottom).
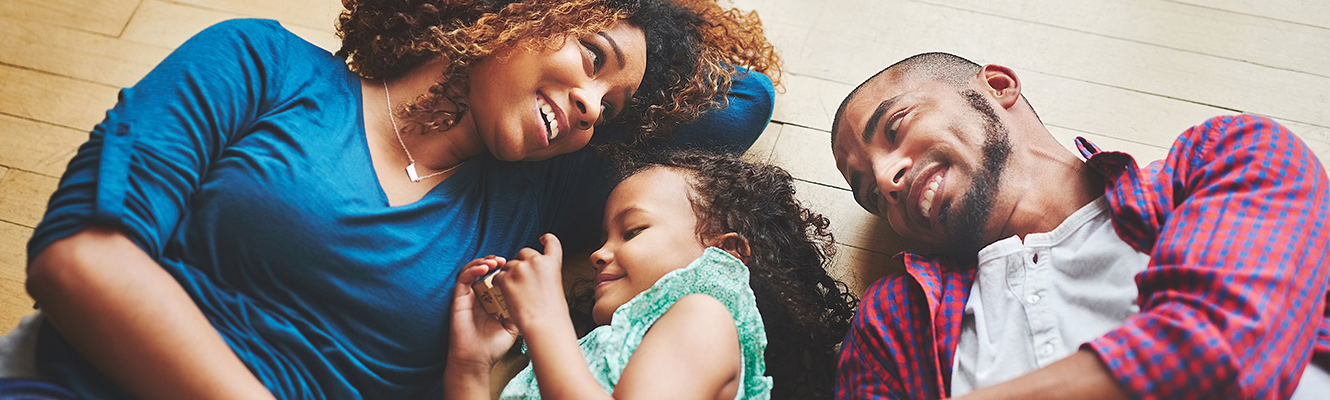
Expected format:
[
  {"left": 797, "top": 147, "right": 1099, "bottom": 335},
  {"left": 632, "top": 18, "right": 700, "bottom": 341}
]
[{"left": 495, "top": 234, "right": 572, "bottom": 333}]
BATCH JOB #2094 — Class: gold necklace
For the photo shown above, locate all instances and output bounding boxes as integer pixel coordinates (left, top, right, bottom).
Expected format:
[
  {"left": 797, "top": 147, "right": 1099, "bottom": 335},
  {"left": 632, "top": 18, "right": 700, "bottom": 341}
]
[{"left": 383, "top": 80, "right": 464, "bottom": 182}]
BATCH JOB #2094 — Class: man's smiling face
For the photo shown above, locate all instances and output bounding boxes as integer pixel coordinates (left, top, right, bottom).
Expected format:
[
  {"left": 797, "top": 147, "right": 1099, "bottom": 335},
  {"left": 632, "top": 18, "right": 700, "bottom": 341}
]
[{"left": 833, "top": 74, "right": 1013, "bottom": 263}]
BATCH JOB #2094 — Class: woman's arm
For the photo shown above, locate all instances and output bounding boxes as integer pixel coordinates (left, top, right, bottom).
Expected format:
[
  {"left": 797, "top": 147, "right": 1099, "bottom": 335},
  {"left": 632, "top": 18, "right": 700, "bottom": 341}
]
[{"left": 28, "top": 226, "right": 275, "bottom": 400}]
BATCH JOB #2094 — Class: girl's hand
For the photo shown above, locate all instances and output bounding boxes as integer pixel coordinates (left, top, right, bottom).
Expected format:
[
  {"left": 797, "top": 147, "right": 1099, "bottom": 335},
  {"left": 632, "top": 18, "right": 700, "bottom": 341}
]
[
  {"left": 496, "top": 234, "right": 572, "bottom": 334},
  {"left": 447, "top": 256, "right": 518, "bottom": 374}
]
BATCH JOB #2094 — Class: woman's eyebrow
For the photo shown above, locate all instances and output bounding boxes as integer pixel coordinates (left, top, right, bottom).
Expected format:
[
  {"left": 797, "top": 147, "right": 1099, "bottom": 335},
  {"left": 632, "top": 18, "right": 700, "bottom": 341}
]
[{"left": 598, "top": 31, "right": 626, "bottom": 70}]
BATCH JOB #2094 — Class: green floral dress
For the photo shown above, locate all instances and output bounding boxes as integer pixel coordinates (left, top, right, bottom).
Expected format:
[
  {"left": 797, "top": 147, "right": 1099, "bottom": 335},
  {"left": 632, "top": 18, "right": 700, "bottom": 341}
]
[{"left": 500, "top": 247, "right": 773, "bottom": 399}]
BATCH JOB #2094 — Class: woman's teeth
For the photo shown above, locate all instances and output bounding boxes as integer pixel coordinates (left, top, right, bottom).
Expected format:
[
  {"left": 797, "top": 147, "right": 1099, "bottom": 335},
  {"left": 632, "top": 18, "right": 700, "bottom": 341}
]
[
  {"left": 540, "top": 103, "right": 559, "bottom": 140},
  {"left": 921, "top": 174, "right": 942, "bottom": 217}
]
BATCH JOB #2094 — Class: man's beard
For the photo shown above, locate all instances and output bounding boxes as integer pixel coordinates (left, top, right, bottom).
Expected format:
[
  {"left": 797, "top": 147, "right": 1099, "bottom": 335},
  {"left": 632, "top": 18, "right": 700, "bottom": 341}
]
[{"left": 935, "top": 89, "right": 1012, "bottom": 265}]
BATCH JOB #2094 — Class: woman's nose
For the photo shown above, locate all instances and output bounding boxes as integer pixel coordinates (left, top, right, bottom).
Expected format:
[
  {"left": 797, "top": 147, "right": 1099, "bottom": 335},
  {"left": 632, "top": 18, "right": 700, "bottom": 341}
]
[{"left": 569, "top": 88, "right": 601, "bottom": 131}]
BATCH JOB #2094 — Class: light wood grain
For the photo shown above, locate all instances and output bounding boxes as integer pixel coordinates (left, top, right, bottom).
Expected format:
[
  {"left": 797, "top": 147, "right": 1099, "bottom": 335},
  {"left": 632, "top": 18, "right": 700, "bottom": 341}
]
[
  {"left": 926, "top": 0, "right": 1330, "bottom": 78},
  {"left": 0, "top": 16, "right": 171, "bottom": 88},
  {"left": 0, "top": 115, "right": 87, "bottom": 178},
  {"left": 0, "top": 221, "right": 36, "bottom": 334},
  {"left": 0, "top": 65, "right": 120, "bottom": 131},
  {"left": 0, "top": 170, "right": 60, "bottom": 229},
  {"left": 1169, "top": 0, "right": 1330, "bottom": 30},
  {"left": 121, "top": 0, "right": 340, "bottom": 53},
  {"left": 0, "top": 0, "right": 139, "bottom": 37}
]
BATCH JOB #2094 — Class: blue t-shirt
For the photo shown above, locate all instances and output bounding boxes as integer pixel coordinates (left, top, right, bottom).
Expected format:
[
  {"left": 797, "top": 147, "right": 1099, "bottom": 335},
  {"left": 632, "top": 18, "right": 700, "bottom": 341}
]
[{"left": 26, "top": 19, "right": 773, "bottom": 400}]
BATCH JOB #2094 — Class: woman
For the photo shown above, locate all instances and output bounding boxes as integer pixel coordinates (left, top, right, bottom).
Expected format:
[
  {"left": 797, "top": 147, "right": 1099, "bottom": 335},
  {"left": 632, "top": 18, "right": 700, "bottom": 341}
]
[{"left": 23, "top": 0, "right": 778, "bottom": 398}]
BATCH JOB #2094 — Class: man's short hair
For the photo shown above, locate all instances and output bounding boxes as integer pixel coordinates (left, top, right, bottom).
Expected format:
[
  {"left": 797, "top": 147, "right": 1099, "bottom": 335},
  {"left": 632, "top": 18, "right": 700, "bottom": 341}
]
[{"left": 831, "top": 52, "right": 980, "bottom": 145}]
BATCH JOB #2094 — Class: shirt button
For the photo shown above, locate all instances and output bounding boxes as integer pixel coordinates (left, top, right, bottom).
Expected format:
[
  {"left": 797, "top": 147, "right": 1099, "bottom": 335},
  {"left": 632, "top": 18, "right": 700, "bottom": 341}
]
[
  {"left": 1041, "top": 344, "right": 1055, "bottom": 356},
  {"left": 1026, "top": 294, "right": 1040, "bottom": 304}
]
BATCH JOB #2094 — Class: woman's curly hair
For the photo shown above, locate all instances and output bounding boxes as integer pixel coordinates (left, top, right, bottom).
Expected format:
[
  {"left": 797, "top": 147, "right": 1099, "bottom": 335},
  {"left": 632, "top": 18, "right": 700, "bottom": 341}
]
[
  {"left": 336, "top": 0, "right": 780, "bottom": 143},
  {"left": 620, "top": 150, "right": 859, "bottom": 400}
]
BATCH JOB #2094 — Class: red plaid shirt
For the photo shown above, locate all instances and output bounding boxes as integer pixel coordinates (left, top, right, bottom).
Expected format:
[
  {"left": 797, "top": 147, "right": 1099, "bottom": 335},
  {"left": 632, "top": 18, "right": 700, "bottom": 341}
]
[{"left": 835, "top": 115, "right": 1330, "bottom": 399}]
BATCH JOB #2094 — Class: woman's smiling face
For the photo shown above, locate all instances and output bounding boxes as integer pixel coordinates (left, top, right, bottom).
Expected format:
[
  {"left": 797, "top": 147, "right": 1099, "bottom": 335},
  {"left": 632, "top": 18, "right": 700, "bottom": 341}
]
[
  {"left": 465, "top": 21, "right": 647, "bottom": 162},
  {"left": 589, "top": 167, "right": 711, "bottom": 325}
]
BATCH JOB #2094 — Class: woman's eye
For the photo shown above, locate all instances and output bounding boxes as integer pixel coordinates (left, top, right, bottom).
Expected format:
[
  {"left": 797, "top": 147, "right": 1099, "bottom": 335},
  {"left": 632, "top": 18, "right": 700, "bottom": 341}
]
[
  {"left": 581, "top": 40, "right": 605, "bottom": 74},
  {"left": 623, "top": 227, "right": 644, "bottom": 241}
]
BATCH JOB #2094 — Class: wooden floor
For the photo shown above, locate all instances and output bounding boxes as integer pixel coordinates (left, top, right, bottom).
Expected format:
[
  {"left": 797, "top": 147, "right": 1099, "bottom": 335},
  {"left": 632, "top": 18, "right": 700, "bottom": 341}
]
[{"left": 1, "top": 0, "right": 1327, "bottom": 334}]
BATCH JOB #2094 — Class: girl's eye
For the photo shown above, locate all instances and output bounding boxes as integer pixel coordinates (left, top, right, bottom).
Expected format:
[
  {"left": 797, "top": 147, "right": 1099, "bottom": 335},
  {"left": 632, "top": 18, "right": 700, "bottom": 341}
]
[
  {"left": 581, "top": 40, "right": 605, "bottom": 74},
  {"left": 623, "top": 227, "right": 644, "bottom": 241}
]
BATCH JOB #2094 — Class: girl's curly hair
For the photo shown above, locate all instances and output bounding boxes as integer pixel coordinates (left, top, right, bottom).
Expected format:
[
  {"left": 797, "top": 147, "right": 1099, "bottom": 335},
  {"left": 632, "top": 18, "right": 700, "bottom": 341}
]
[
  {"left": 621, "top": 150, "right": 859, "bottom": 400},
  {"left": 336, "top": 0, "right": 780, "bottom": 143}
]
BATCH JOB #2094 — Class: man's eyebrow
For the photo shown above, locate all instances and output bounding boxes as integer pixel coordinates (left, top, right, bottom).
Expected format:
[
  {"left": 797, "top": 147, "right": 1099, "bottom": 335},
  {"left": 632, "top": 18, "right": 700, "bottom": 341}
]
[
  {"left": 598, "top": 31, "right": 625, "bottom": 70},
  {"left": 862, "top": 95, "right": 904, "bottom": 144}
]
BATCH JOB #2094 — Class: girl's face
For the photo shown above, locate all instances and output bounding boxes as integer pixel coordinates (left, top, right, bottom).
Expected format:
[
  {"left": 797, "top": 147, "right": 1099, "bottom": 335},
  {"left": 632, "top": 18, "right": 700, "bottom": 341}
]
[
  {"left": 590, "top": 167, "right": 710, "bottom": 325},
  {"left": 465, "top": 20, "right": 647, "bottom": 162}
]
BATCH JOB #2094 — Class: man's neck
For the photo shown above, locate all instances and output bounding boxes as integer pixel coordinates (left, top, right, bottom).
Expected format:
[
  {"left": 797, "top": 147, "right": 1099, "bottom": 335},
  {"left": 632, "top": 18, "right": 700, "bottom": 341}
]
[{"left": 990, "top": 131, "right": 1105, "bottom": 242}]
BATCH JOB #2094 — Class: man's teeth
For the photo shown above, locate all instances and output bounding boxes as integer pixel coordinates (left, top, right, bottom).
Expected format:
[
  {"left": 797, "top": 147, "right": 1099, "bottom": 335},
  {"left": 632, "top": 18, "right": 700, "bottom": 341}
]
[
  {"left": 540, "top": 103, "right": 559, "bottom": 140},
  {"left": 921, "top": 174, "right": 942, "bottom": 216}
]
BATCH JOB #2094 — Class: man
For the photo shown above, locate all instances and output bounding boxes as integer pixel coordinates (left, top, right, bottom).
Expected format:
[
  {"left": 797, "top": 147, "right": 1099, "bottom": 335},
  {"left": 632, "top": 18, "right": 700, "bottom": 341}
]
[{"left": 830, "top": 52, "right": 1330, "bottom": 399}]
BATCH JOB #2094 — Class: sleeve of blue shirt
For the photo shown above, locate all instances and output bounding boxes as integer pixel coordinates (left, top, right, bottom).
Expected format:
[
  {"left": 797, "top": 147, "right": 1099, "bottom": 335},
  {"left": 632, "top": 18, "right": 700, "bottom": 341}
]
[{"left": 27, "top": 19, "right": 280, "bottom": 261}]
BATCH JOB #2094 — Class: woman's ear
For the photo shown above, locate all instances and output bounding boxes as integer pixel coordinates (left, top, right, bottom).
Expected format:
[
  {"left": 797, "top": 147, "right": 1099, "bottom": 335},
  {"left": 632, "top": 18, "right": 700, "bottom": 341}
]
[{"left": 713, "top": 232, "right": 751, "bottom": 264}]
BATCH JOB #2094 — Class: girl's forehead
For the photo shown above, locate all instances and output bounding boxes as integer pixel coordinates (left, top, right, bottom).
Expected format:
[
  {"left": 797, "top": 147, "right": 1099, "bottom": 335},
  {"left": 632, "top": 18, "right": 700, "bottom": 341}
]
[{"left": 612, "top": 167, "right": 696, "bottom": 207}]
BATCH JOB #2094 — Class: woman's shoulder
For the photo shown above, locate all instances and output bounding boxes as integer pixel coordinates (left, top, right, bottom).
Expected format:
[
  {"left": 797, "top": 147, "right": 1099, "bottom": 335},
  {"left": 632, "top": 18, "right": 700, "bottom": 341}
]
[{"left": 184, "top": 19, "right": 339, "bottom": 67}]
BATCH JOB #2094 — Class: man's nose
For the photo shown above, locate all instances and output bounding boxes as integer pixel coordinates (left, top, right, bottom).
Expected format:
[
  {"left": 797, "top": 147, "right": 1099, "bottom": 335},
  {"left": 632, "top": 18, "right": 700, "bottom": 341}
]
[{"left": 878, "top": 158, "right": 911, "bottom": 204}]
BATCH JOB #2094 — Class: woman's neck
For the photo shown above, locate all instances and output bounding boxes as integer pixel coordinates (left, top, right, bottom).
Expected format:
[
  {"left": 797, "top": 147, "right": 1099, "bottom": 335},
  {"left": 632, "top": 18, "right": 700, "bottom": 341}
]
[{"left": 361, "top": 59, "right": 484, "bottom": 206}]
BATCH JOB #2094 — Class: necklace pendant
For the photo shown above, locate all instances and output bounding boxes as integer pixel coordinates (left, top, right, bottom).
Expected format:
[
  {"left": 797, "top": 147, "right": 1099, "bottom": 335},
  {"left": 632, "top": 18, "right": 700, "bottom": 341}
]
[{"left": 406, "top": 162, "right": 422, "bottom": 182}]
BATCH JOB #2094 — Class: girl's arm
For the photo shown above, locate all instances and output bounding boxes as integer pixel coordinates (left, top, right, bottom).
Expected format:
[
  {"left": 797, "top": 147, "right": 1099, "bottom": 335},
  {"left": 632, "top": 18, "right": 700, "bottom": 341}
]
[
  {"left": 444, "top": 257, "right": 517, "bottom": 400},
  {"left": 28, "top": 226, "right": 276, "bottom": 400},
  {"left": 610, "top": 294, "right": 741, "bottom": 400},
  {"left": 500, "top": 235, "right": 740, "bottom": 400}
]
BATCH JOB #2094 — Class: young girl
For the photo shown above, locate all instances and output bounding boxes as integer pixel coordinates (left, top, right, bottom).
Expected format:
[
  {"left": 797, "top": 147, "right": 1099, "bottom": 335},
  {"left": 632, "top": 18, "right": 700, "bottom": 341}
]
[{"left": 446, "top": 151, "right": 859, "bottom": 399}]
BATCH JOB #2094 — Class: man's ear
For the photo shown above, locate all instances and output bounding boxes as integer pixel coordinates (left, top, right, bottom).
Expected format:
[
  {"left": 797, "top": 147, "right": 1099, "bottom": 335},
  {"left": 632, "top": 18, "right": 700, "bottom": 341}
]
[
  {"left": 713, "top": 232, "right": 752, "bottom": 264},
  {"left": 978, "top": 64, "right": 1022, "bottom": 110}
]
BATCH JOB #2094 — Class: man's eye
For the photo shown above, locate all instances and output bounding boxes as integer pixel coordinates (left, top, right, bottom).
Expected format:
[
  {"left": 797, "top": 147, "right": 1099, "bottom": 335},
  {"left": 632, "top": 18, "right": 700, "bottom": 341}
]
[
  {"left": 623, "top": 227, "right": 644, "bottom": 241},
  {"left": 886, "top": 115, "right": 902, "bottom": 144}
]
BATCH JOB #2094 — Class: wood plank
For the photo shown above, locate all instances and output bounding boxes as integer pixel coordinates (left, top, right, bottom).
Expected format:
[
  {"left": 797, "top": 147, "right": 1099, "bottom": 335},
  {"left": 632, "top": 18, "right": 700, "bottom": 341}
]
[
  {"left": 121, "top": 0, "right": 340, "bottom": 53},
  {"left": 0, "top": 170, "right": 60, "bottom": 229},
  {"left": 794, "top": 179, "right": 907, "bottom": 257},
  {"left": 770, "top": 124, "right": 843, "bottom": 189},
  {"left": 0, "top": 115, "right": 87, "bottom": 178},
  {"left": 746, "top": 0, "right": 1330, "bottom": 132},
  {"left": 925, "top": 0, "right": 1330, "bottom": 78},
  {"left": 0, "top": 0, "right": 139, "bottom": 37},
  {"left": 0, "top": 221, "right": 36, "bottom": 334},
  {"left": 770, "top": 72, "right": 852, "bottom": 133},
  {"left": 167, "top": 0, "right": 343, "bottom": 32},
  {"left": 741, "top": 122, "right": 783, "bottom": 164},
  {"left": 0, "top": 16, "right": 171, "bottom": 89},
  {"left": 0, "top": 65, "right": 119, "bottom": 131},
  {"left": 1169, "top": 0, "right": 1330, "bottom": 30}
]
